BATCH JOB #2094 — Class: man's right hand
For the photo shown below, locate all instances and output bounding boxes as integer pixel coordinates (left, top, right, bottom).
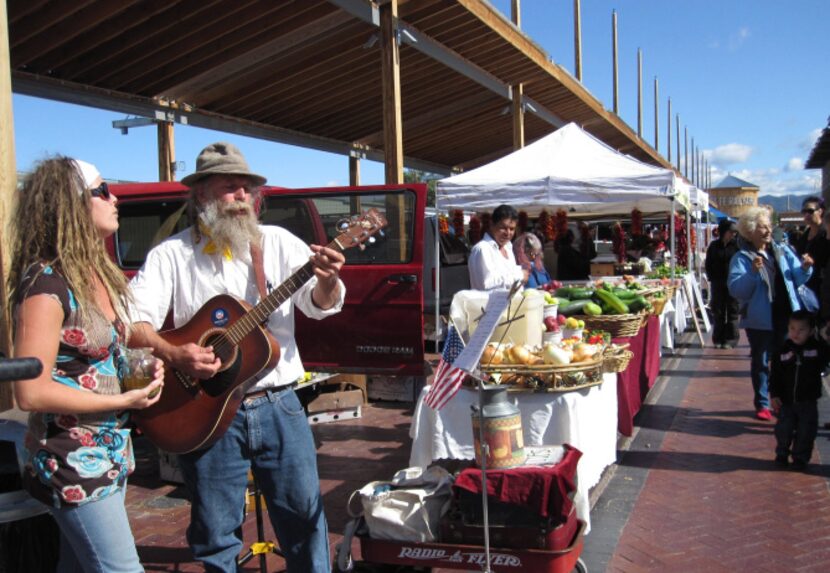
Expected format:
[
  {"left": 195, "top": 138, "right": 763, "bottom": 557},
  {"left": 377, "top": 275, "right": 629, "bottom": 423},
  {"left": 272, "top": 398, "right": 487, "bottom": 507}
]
[{"left": 171, "top": 343, "right": 221, "bottom": 379}]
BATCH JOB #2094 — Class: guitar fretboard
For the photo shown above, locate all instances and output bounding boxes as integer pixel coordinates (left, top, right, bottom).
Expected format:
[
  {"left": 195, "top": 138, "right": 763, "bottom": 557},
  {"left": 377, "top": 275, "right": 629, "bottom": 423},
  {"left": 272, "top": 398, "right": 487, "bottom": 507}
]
[{"left": 224, "top": 240, "right": 341, "bottom": 345}]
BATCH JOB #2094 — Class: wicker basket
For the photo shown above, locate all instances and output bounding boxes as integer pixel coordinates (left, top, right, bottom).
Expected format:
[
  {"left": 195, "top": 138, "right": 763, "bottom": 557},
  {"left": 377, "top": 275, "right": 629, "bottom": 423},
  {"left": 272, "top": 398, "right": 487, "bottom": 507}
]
[
  {"left": 573, "top": 313, "right": 644, "bottom": 338},
  {"left": 649, "top": 296, "right": 668, "bottom": 316},
  {"left": 479, "top": 357, "right": 605, "bottom": 393},
  {"left": 603, "top": 349, "right": 634, "bottom": 373}
]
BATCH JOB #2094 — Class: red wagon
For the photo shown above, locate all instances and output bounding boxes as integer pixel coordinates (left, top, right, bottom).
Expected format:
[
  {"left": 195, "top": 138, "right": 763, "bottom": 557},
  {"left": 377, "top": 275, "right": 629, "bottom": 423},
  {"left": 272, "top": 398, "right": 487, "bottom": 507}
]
[
  {"left": 335, "top": 515, "right": 587, "bottom": 573},
  {"left": 336, "top": 446, "right": 588, "bottom": 573}
]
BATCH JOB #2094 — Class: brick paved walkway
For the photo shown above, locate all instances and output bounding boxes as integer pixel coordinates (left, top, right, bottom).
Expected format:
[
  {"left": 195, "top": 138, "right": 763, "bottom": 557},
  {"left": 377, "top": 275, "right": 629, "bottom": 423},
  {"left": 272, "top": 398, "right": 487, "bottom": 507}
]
[
  {"left": 126, "top": 401, "right": 415, "bottom": 572},
  {"left": 122, "top": 335, "right": 830, "bottom": 572},
  {"left": 594, "top": 335, "right": 830, "bottom": 573}
]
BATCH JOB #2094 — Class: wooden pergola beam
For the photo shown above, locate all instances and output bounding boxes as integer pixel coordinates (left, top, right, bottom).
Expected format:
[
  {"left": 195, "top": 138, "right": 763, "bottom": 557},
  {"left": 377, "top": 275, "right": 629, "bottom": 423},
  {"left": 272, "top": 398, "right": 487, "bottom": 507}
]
[
  {"left": 380, "top": 0, "right": 403, "bottom": 184},
  {"left": 1, "top": 0, "right": 17, "bottom": 410}
]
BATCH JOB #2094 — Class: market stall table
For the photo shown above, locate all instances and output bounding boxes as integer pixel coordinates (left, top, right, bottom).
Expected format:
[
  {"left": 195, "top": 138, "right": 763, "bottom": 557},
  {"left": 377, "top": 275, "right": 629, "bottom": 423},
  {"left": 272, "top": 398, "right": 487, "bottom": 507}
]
[
  {"left": 614, "top": 314, "right": 661, "bottom": 436},
  {"left": 409, "top": 372, "right": 618, "bottom": 531}
]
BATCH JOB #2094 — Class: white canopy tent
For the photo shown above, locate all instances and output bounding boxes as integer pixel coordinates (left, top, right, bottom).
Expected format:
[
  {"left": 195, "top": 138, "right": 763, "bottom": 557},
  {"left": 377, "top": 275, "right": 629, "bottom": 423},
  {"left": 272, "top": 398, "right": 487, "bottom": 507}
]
[
  {"left": 431, "top": 123, "right": 694, "bottom": 341},
  {"left": 437, "top": 122, "right": 689, "bottom": 216}
]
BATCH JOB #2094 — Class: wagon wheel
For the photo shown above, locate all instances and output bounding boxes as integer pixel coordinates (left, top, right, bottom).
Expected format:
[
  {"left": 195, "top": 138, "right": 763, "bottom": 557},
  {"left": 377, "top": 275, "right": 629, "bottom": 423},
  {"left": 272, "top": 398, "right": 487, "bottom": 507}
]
[{"left": 339, "top": 564, "right": 431, "bottom": 573}]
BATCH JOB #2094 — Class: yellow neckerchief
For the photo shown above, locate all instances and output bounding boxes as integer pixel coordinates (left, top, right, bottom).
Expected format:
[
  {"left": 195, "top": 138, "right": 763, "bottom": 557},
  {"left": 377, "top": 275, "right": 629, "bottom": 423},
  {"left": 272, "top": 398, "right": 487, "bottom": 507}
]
[{"left": 197, "top": 221, "right": 233, "bottom": 261}]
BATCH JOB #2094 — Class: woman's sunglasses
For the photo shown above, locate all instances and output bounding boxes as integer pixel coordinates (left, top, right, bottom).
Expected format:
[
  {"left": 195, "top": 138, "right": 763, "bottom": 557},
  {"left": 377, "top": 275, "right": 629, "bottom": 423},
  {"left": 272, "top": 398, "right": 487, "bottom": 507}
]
[{"left": 89, "top": 182, "right": 111, "bottom": 200}]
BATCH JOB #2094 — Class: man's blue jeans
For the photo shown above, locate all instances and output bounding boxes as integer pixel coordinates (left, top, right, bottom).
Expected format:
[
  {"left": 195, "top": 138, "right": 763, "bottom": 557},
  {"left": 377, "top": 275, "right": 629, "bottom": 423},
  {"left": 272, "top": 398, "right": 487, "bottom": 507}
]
[
  {"left": 48, "top": 486, "right": 143, "bottom": 573},
  {"left": 177, "top": 387, "right": 330, "bottom": 573},
  {"left": 746, "top": 328, "right": 775, "bottom": 410}
]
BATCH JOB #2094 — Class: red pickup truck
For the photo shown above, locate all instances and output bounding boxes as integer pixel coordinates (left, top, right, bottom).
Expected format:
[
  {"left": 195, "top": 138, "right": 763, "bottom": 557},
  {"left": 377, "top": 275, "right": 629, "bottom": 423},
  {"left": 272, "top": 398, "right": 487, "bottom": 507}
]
[{"left": 107, "top": 182, "right": 428, "bottom": 377}]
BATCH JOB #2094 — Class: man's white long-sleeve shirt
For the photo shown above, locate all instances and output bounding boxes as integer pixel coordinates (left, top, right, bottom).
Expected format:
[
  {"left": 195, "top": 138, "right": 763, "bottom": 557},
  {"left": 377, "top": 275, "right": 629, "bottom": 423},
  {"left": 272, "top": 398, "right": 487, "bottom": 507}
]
[
  {"left": 468, "top": 232, "right": 524, "bottom": 290},
  {"left": 129, "top": 225, "right": 345, "bottom": 390}
]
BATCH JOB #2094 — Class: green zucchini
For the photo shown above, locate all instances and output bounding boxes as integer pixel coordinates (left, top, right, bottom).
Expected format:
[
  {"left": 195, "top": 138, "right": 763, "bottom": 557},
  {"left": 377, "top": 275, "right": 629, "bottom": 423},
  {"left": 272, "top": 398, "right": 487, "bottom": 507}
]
[
  {"left": 627, "top": 295, "right": 650, "bottom": 313},
  {"left": 555, "top": 286, "right": 595, "bottom": 300},
  {"left": 594, "top": 289, "right": 630, "bottom": 314},
  {"left": 583, "top": 302, "right": 603, "bottom": 316},
  {"left": 558, "top": 300, "right": 593, "bottom": 316},
  {"left": 611, "top": 288, "right": 641, "bottom": 300}
]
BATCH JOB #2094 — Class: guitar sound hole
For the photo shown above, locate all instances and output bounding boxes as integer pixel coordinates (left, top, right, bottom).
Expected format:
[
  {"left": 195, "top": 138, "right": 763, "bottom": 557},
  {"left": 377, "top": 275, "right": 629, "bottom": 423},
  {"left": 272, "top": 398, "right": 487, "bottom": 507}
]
[
  {"left": 204, "top": 333, "right": 238, "bottom": 370},
  {"left": 200, "top": 332, "right": 242, "bottom": 397}
]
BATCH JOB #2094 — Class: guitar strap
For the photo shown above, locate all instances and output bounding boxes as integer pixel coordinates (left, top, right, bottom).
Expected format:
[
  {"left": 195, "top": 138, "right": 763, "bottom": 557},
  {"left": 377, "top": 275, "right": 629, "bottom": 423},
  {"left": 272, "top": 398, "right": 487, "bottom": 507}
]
[{"left": 250, "top": 241, "right": 269, "bottom": 302}]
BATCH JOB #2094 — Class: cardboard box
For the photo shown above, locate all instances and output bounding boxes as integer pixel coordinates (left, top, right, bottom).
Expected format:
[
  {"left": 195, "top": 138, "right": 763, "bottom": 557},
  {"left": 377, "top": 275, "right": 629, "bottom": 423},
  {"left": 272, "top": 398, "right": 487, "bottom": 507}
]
[
  {"left": 308, "top": 406, "right": 362, "bottom": 425},
  {"left": 590, "top": 262, "right": 616, "bottom": 277},
  {"left": 306, "top": 389, "right": 364, "bottom": 413},
  {"left": 367, "top": 376, "right": 423, "bottom": 402}
]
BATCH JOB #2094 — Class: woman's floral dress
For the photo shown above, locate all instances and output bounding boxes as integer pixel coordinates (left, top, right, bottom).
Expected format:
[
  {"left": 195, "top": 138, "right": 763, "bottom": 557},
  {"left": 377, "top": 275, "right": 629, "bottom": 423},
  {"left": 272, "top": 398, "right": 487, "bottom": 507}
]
[{"left": 18, "top": 264, "right": 134, "bottom": 508}]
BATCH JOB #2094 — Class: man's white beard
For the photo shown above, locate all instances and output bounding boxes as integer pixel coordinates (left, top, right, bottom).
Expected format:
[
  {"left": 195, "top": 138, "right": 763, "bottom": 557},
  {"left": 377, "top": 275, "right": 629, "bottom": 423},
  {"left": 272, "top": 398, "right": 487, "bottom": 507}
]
[{"left": 199, "top": 200, "right": 262, "bottom": 257}]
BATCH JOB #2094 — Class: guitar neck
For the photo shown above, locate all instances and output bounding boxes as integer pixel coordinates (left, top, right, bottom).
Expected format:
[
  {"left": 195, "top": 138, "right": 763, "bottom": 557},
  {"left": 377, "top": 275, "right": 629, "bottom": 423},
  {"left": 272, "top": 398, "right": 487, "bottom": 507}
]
[{"left": 225, "top": 239, "right": 342, "bottom": 344}]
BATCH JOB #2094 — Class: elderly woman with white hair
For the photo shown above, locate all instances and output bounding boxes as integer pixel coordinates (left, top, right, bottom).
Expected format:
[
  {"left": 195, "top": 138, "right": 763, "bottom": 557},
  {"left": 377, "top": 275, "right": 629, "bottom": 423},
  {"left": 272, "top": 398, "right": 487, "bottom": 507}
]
[
  {"left": 728, "top": 206, "right": 814, "bottom": 421},
  {"left": 513, "top": 232, "right": 552, "bottom": 288}
]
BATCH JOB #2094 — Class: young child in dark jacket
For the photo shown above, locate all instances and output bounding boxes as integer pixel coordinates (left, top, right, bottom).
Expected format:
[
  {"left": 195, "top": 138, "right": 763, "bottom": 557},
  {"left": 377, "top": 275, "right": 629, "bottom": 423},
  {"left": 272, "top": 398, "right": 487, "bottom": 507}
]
[{"left": 770, "top": 310, "right": 830, "bottom": 471}]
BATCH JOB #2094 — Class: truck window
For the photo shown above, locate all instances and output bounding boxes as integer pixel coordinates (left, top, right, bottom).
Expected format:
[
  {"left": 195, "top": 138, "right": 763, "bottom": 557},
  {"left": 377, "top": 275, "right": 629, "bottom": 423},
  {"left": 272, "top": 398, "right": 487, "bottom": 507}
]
[
  {"left": 116, "top": 199, "right": 190, "bottom": 269},
  {"left": 260, "top": 197, "right": 318, "bottom": 245},
  {"left": 265, "top": 190, "right": 415, "bottom": 265}
]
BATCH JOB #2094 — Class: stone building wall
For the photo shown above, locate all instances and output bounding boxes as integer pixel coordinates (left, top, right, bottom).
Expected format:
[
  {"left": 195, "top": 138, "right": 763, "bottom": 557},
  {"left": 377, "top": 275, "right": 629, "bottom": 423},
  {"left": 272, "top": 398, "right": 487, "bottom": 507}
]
[{"left": 710, "top": 186, "right": 759, "bottom": 218}]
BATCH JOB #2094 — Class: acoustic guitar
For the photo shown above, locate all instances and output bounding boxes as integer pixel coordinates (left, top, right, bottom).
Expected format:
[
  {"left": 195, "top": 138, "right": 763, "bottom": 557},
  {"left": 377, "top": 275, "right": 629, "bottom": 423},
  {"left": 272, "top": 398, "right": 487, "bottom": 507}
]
[{"left": 133, "top": 209, "right": 387, "bottom": 453}]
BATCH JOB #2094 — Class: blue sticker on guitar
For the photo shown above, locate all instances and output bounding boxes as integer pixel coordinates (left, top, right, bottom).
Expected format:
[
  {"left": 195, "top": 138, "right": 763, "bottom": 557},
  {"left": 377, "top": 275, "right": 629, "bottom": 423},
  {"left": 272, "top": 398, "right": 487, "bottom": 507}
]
[{"left": 212, "top": 308, "right": 229, "bottom": 327}]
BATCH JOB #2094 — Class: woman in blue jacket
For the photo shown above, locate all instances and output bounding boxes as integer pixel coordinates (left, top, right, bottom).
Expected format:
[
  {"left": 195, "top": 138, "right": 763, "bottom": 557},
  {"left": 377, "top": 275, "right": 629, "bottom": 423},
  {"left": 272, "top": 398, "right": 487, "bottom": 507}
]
[{"left": 728, "top": 207, "right": 813, "bottom": 421}]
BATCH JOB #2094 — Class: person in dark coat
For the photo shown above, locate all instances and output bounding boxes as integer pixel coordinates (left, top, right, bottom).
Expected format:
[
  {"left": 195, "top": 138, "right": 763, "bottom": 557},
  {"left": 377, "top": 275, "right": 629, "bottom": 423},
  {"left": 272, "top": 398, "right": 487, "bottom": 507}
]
[
  {"left": 794, "top": 196, "right": 828, "bottom": 314},
  {"left": 706, "top": 219, "right": 740, "bottom": 348},
  {"left": 555, "top": 229, "right": 590, "bottom": 281},
  {"left": 770, "top": 311, "right": 830, "bottom": 471}
]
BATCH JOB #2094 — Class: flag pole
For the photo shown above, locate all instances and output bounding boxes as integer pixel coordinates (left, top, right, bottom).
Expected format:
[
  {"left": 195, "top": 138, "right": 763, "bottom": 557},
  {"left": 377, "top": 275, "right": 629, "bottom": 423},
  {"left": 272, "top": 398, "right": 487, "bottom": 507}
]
[
  {"left": 474, "top": 280, "right": 522, "bottom": 573},
  {"left": 475, "top": 372, "right": 493, "bottom": 573}
]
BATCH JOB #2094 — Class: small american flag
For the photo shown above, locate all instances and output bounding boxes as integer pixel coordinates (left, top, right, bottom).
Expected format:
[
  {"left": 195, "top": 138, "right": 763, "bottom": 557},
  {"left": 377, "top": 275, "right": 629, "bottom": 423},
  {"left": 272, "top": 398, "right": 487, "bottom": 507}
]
[{"left": 424, "top": 325, "right": 467, "bottom": 410}]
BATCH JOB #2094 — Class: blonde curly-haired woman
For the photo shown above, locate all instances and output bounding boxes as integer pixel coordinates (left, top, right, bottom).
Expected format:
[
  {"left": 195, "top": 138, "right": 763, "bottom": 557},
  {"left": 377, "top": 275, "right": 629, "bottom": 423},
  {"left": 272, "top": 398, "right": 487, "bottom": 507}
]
[{"left": 8, "top": 157, "right": 164, "bottom": 573}]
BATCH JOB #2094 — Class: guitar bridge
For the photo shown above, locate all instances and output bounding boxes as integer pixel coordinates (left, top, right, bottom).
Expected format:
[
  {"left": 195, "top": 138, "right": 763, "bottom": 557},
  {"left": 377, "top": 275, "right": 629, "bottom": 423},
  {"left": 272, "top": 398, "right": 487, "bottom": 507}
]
[{"left": 174, "top": 370, "right": 201, "bottom": 396}]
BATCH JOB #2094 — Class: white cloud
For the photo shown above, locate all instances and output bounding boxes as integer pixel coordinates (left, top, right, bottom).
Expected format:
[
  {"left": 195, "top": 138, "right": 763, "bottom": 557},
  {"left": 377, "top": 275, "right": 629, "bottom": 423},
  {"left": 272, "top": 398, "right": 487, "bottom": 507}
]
[
  {"left": 784, "top": 157, "right": 804, "bottom": 172},
  {"left": 722, "top": 168, "right": 820, "bottom": 197},
  {"left": 708, "top": 143, "right": 753, "bottom": 166},
  {"left": 324, "top": 179, "right": 341, "bottom": 187},
  {"left": 728, "top": 26, "right": 751, "bottom": 50}
]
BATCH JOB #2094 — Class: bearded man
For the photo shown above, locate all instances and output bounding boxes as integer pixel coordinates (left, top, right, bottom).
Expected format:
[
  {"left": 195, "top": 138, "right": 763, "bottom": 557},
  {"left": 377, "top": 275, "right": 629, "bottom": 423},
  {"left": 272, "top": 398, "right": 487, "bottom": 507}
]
[{"left": 129, "top": 142, "right": 344, "bottom": 572}]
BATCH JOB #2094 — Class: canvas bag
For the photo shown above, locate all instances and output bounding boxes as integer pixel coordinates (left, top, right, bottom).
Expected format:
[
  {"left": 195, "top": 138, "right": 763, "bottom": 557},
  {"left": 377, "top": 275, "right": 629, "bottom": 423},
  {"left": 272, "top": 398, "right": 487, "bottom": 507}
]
[{"left": 347, "top": 466, "right": 453, "bottom": 542}]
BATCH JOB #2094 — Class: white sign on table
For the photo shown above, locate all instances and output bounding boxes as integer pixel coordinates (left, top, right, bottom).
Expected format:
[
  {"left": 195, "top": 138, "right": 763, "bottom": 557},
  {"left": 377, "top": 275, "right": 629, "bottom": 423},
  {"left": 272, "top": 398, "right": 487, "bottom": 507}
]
[{"left": 453, "top": 287, "right": 512, "bottom": 374}]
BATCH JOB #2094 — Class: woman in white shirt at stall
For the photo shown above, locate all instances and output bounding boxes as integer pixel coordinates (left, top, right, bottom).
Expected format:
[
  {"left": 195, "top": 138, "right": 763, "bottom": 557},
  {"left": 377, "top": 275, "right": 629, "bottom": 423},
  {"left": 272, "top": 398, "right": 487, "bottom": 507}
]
[{"left": 468, "top": 204, "right": 529, "bottom": 290}]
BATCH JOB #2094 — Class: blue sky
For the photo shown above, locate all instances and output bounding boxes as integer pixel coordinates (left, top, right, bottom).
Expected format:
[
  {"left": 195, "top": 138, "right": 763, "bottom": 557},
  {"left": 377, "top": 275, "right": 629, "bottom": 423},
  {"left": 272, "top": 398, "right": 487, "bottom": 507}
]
[{"left": 12, "top": 0, "right": 829, "bottom": 197}]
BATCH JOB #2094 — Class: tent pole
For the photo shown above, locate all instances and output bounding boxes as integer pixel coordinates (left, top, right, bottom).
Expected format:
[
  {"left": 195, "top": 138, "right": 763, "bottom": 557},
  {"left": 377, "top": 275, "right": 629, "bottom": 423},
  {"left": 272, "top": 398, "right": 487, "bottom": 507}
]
[
  {"left": 686, "top": 207, "right": 692, "bottom": 276},
  {"left": 435, "top": 215, "right": 442, "bottom": 347},
  {"left": 670, "top": 197, "right": 676, "bottom": 280},
  {"left": 696, "top": 211, "right": 704, "bottom": 291}
]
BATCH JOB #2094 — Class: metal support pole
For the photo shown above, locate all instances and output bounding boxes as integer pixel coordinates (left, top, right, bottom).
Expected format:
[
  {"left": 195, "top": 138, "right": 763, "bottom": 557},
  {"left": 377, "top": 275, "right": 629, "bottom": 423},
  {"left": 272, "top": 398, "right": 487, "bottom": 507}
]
[
  {"left": 670, "top": 198, "right": 676, "bottom": 279},
  {"left": 435, "top": 216, "right": 441, "bottom": 344}
]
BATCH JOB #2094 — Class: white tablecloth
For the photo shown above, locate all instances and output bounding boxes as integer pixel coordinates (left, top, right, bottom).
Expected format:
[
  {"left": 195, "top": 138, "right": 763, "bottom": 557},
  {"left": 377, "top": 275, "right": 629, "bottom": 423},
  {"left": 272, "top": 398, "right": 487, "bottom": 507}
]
[{"left": 408, "top": 372, "right": 619, "bottom": 531}]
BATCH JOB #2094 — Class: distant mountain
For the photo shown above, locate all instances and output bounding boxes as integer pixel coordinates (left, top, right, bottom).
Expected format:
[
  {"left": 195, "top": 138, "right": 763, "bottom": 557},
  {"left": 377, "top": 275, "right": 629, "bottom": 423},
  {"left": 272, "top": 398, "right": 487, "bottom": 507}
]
[{"left": 756, "top": 193, "right": 814, "bottom": 213}]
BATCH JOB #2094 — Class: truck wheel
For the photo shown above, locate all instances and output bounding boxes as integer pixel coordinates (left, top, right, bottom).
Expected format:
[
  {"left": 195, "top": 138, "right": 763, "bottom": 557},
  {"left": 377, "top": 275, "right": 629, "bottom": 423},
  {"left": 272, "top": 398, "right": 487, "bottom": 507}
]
[{"left": 572, "top": 557, "right": 588, "bottom": 573}]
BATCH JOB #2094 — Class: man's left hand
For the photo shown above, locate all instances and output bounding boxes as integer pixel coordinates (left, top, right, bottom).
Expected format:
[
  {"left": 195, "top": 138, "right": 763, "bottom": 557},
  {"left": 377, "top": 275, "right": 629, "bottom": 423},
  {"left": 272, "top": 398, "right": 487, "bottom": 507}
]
[
  {"left": 310, "top": 244, "right": 345, "bottom": 279},
  {"left": 802, "top": 253, "right": 814, "bottom": 270},
  {"left": 310, "top": 244, "right": 345, "bottom": 309}
]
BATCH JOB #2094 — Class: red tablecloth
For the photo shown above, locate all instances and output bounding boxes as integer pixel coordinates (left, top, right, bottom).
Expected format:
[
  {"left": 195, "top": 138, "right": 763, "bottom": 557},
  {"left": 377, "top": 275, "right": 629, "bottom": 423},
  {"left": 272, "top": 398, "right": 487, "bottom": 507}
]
[
  {"left": 613, "top": 314, "right": 661, "bottom": 436},
  {"left": 452, "top": 445, "right": 581, "bottom": 522}
]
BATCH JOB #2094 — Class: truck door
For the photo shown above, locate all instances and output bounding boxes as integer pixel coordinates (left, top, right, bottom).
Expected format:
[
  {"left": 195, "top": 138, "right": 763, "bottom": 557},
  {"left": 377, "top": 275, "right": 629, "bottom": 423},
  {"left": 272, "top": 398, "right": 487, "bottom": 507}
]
[{"left": 263, "top": 185, "right": 426, "bottom": 376}]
